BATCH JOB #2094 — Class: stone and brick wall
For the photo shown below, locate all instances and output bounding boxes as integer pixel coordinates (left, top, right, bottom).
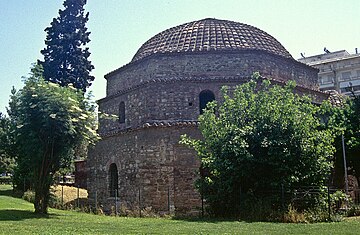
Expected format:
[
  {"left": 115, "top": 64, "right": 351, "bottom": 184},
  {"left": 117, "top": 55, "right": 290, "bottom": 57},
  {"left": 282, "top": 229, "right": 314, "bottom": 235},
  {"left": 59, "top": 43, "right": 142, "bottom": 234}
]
[
  {"left": 87, "top": 125, "right": 202, "bottom": 215},
  {"left": 105, "top": 51, "right": 319, "bottom": 97}
]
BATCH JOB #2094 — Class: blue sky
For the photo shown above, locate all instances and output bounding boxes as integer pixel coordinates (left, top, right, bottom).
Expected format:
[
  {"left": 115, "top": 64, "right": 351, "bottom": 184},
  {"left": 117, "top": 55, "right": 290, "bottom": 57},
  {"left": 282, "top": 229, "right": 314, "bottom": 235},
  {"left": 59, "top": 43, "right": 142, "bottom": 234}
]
[{"left": 1, "top": 0, "right": 359, "bottom": 114}]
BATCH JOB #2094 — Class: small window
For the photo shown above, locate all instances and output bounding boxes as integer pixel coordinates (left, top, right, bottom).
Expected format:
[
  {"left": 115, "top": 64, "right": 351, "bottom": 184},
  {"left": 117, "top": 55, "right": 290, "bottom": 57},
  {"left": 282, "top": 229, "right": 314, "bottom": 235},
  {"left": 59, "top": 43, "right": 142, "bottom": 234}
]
[
  {"left": 340, "top": 87, "right": 349, "bottom": 93},
  {"left": 109, "top": 163, "right": 119, "bottom": 197},
  {"left": 199, "top": 90, "right": 215, "bottom": 114},
  {"left": 341, "top": 72, "right": 351, "bottom": 81},
  {"left": 317, "top": 76, "right": 322, "bottom": 84},
  {"left": 353, "top": 85, "right": 360, "bottom": 91},
  {"left": 119, "top": 102, "right": 125, "bottom": 124},
  {"left": 321, "top": 75, "right": 334, "bottom": 84}
]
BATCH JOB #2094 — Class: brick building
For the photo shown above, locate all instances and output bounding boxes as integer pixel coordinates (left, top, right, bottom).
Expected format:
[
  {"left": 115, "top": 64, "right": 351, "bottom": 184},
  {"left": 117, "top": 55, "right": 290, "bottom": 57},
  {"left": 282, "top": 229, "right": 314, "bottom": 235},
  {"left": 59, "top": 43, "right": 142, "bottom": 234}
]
[{"left": 87, "top": 18, "right": 327, "bottom": 215}]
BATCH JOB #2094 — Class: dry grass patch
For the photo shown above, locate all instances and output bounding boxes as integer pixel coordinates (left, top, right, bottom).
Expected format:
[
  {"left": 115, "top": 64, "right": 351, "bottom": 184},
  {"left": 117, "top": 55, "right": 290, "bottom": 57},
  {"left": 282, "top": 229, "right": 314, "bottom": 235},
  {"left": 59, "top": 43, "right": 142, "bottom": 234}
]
[{"left": 51, "top": 185, "right": 87, "bottom": 204}]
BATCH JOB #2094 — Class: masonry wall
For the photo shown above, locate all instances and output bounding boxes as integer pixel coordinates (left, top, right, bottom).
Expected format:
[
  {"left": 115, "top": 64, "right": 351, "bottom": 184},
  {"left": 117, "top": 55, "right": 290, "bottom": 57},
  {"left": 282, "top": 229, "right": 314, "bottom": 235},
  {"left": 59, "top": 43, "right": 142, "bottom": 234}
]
[
  {"left": 105, "top": 51, "right": 319, "bottom": 97},
  {"left": 98, "top": 79, "right": 325, "bottom": 135},
  {"left": 98, "top": 79, "right": 243, "bottom": 134},
  {"left": 87, "top": 125, "right": 202, "bottom": 215}
]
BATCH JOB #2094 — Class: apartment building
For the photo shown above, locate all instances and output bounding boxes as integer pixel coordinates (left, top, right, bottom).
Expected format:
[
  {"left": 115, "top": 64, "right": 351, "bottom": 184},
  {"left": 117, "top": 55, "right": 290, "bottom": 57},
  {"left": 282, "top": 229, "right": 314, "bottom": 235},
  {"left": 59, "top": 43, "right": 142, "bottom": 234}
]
[{"left": 298, "top": 49, "right": 360, "bottom": 95}]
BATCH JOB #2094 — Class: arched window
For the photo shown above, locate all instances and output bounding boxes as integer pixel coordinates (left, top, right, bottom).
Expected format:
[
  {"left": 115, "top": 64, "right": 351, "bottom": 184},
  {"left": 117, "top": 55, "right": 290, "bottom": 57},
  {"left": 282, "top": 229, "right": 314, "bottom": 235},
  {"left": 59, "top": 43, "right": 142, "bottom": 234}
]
[
  {"left": 109, "top": 163, "right": 118, "bottom": 197},
  {"left": 119, "top": 102, "right": 125, "bottom": 124},
  {"left": 199, "top": 90, "right": 215, "bottom": 114}
]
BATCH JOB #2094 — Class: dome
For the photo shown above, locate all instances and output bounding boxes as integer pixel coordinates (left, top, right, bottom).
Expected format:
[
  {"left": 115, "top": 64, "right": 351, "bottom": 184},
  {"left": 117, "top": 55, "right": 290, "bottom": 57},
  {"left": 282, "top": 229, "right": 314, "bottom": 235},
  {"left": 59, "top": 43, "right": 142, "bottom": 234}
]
[{"left": 132, "top": 18, "right": 293, "bottom": 62}]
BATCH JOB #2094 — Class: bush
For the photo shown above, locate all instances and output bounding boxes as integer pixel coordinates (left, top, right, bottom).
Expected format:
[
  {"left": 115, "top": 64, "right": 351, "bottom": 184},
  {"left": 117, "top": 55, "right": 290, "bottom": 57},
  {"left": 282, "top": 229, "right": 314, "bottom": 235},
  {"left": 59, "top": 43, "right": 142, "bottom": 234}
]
[
  {"left": 330, "top": 214, "right": 343, "bottom": 222},
  {"left": 239, "top": 196, "right": 279, "bottom": 221},
  {"left": 22, "top": 189, "right": 61, "bottom": 209},
  {"left": 347, "top": 204, "right": 360, "bottom": 217},
  {"left": 331, "top": 190, "right": 349, "bottom": 211},
  {"left": 283, "top": 205, "right": 306, "bottom": 223},
  {"left": 22, "top": 190, "right": 35, "bottom": 203},
  {"left": 48, "top": 192, "right": 62, "bottom": 209}
]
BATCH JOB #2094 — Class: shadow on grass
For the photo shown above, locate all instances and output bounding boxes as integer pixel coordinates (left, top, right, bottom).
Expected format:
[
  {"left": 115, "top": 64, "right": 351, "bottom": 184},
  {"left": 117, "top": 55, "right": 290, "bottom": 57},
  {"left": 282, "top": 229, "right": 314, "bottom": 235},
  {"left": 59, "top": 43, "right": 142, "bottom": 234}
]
[
  {"left": 0, "top": 188, "right": 14, "bottom": 197},
  {"left": 0, "top": 209, "right": 60, "bottom": 221},
  {"left": 0, "top": 186, "right": 23, "bottom": 198},
  {"left": 172, "top": 215, "right": 277, "bottom": 224},
  {"left": 172, "top": 216, "right": 240, "bottom": 223}
]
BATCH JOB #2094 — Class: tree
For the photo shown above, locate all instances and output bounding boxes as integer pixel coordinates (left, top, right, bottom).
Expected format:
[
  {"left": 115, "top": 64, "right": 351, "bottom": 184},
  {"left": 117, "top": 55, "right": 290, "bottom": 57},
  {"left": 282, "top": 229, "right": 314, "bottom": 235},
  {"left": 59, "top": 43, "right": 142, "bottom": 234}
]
[
  {"left": 39, "top": 0, "right": 94, "bottom": 92},
  {"left": 181, "top": 76, "right": 335, "bottom": 217},
  {"left": 8, "top": 65, "right": 99, "bottom": 214},
  {"left": 331, "top": 93, "right": 360, "bottom": 185},
  {"left": 0, "top": 113, "right": 15, "bottom": 174}
]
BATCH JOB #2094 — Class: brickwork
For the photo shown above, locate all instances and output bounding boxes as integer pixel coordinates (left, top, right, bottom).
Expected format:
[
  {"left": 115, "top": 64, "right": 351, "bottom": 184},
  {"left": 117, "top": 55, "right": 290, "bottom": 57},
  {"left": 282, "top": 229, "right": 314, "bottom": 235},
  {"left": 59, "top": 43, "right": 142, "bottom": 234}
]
[
  {"left": 87, "top": 125, "right": 202, "bottom": 215},
  {"left": 105, "top": 51, "right": 319, "bottom": 97}
]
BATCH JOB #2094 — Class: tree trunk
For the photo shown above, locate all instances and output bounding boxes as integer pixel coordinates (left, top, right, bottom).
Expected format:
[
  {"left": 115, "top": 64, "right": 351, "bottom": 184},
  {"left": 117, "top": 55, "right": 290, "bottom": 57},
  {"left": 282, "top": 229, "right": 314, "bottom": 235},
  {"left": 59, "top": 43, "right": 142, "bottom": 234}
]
[
  {"left": 34, "top": 174, "right": 51, "bottom": 214},
  {"left": 33, "top": 144, "right": 53, "bottom": 214},
  {"left": 34, "top": 185, "right": 50, "bottom": 214}
]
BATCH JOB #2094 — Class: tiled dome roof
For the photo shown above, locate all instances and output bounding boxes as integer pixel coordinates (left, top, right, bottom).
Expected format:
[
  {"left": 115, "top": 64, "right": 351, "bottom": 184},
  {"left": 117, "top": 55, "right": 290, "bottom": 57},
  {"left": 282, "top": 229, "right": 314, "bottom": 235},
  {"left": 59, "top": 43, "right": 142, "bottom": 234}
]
[{"left": 132, "top": 18, "right": 292, "bottom": 62}]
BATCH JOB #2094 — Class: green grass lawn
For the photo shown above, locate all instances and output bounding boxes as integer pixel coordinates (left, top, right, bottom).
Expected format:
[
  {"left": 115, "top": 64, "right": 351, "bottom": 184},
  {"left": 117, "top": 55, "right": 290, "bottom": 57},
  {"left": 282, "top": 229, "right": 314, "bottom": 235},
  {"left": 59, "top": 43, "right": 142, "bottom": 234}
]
[{"left": 1, "top": 185, "right": 360, "bottom": 234}]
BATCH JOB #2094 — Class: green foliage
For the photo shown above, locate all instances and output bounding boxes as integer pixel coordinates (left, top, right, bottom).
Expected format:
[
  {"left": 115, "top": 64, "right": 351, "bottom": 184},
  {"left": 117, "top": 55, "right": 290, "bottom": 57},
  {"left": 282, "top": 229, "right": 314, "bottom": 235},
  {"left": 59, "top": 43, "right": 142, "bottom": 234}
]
[
  {"left": 330, "top": 190, "right": 349, "bottom": 205},
  {"left": 304, "top": 208, "right": 332, "bottom": 223},
  {"left": 22, "top": 190, "right": 35, "bottom": 203},
  {"left": 347, "top": 204, "right": 360, "bottom": 217},
  {"left": 324, "top": 93, "right": 360, "bottom": 187},
  {"left": 39, "top": 0, "right": 94, "bottom": 92},
  {"left": 342, "top": 95, "right": 360, "bottom": 179},
  {"left": 0, "top": 112, "right": 16, "bottom": 174},
  {"left": 7, "top": 64, "right": 99, "bottom": 214},
  {"left": 181, "top": 78, "right": 336, "bottom": 217},
  {"left": 345, "top": 94, "right": 360, "bottom": 148}
]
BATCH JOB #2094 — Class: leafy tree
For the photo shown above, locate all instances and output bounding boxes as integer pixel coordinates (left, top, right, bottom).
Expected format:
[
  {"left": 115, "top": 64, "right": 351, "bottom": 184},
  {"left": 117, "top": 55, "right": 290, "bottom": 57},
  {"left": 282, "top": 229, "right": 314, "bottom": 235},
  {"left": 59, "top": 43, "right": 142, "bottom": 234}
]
[
  {"left": 39, "top": 0, "right": 94, "bottom": 92},
  {"left": 8, "top": 65, "right": 99, "bottom": 214},
  {"left": 0, "top": 113, "right": 15, "bottom": 174},
  {"left": 181, "top": 76, "right": 335, "bottom": 217},
  {"left": 330, "top": 93, "right": 360, "bottom": 185}
]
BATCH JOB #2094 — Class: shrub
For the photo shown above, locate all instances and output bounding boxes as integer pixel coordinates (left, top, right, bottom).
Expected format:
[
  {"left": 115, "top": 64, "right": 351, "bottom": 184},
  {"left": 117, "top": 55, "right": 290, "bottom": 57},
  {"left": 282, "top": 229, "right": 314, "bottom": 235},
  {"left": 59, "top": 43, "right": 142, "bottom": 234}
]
[
  {"left": 283, "top": 205, "right": 306, "bottom": 223},
  {"left": 234, "top": 194, "right": 285, "bottom": 221},
  {"left": 347, "top": 204, "right": 360, "bottom": 217},
  {"left": 330, "top": 214, "right": 343, "bottom": 222},
  {"left": 330, "top": 190, "right": 349, "bottom": 211},
  {"left": 22, "top": 190, "right": 35, "bottom": 203},
  {"left": 48, "top": 193, "right": 62, "bottom": 209}
]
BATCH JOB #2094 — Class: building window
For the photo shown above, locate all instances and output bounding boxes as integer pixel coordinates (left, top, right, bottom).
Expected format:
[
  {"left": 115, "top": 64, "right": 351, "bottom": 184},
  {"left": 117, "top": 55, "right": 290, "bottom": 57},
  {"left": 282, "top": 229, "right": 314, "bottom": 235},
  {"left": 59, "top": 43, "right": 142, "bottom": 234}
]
[
  {"left": 318, "top": 76, "right": 322, "bottom": 84},
  {"left": 341, "top": 72, "right": 351, "bottom": 81},
  {"left": 343, "top": 85, "right": 360, "bottom": 93},
  {"left": 320, "top": 75, "right": 334, "bottom": 84},
  {"left": 109, "top": 163, "right": 118, "bottom": 197},
  {"left": 354, "top": 85, "right": 360, "bottom": 92},
  {"left": 119, "top": 102, "right": 125, "bottom": 124},
  {"left": 199, "top": 90, "right": 215, "bottom": 114}
]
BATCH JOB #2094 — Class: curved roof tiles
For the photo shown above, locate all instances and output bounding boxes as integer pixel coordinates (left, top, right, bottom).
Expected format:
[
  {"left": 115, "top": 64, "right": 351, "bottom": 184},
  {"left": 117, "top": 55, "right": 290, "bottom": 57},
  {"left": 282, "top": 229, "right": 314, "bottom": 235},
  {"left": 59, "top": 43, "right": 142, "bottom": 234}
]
[{"left": 132, "top": 18, "right": 293, "bottom": 62}]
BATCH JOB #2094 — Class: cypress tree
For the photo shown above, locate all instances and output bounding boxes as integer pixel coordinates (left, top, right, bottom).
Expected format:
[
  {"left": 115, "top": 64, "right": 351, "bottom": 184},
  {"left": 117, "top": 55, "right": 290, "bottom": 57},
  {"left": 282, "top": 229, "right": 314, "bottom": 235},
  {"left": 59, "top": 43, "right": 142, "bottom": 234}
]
[{"left": 39, "top": 0, "right": 94, "bottom": 92}]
